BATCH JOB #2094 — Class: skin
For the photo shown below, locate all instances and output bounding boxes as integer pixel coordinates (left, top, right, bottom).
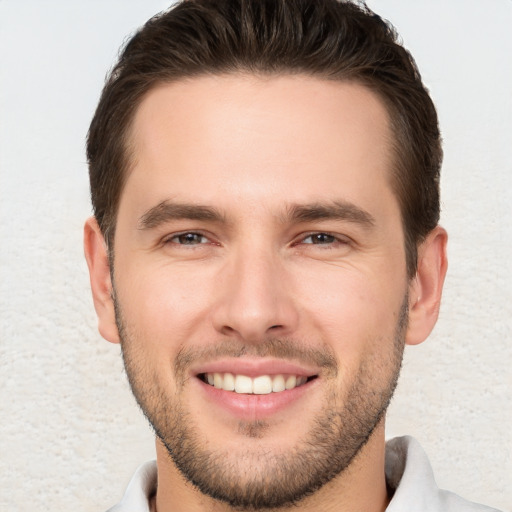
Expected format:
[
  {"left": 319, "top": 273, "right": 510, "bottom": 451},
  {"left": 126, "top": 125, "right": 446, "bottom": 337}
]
[{"left": 84, "top": 74, "right": 447, "bottom": 512}]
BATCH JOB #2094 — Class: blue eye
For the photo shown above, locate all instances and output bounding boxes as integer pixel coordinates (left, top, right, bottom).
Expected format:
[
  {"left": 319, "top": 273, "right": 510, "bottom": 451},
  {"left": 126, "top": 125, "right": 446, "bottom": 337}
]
[
  {"left": 302, "top": 233, "right": 337, "bottom": 244},
  {"left": 169, "top": 233, "right": 208, "bottom": 245}
]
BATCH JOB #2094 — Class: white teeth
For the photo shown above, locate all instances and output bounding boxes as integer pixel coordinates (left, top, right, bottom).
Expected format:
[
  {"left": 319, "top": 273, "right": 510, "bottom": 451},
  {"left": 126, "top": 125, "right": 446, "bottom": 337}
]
[
  {"left": 235, "top": 375, "right": 253, "bottom": 394},
  {"left": 253, "top": 375, "right": 273, "bottom": 395},
  {"left": 204, "top": 373, "right": 310, "bottom": 394},
  {"left": 213, "top": 373, "right": 223, "bottom": 389},
  {"left": 285, "top": 375, "right": 297, "bottom": 389},
  {"left": 272, "top": 375, "right": 285, "bottom": 393},
  {"left": 222, "top": 372, "right": 235, "bottom": 391}
]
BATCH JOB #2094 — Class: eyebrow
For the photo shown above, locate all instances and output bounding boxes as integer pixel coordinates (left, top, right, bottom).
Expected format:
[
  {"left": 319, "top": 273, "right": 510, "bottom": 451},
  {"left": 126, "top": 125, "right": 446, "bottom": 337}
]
[
  {"left": 138, "top": 200, "right": 226, "bottom": 230},
  {"left": 138, "top": 199, "right": 376, "bottom": 231},
  {"left": 285, "top": 201, "right": 376, "bottom": 228}
]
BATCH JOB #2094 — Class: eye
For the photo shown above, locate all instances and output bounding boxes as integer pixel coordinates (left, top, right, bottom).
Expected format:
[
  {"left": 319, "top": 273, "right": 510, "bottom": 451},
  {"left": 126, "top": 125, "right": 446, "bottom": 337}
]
[
  {"left": 302, "top": 233, "right": 338, "bottom": 245},
  {"left": 167, "top": 232, "right": 209, "bottom": 245}
]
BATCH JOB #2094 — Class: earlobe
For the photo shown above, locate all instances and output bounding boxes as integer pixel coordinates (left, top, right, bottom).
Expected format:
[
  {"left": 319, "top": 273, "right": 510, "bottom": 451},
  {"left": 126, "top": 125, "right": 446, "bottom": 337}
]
[
  {"left": 83, "top": 217, "right": 120, "bottom": 344},
  {"left": 406, "top": 226, "right": 448, "bottom": 346}
]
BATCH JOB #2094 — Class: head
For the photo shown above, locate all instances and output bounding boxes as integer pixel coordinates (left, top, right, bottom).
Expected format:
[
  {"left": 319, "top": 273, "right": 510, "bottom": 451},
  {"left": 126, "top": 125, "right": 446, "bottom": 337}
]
[
  {"left": 85, "top": 1, "right": 447, "bottom": 509},
  {"left": 87, "top": 0, "right": 442, "bottom": 278}
]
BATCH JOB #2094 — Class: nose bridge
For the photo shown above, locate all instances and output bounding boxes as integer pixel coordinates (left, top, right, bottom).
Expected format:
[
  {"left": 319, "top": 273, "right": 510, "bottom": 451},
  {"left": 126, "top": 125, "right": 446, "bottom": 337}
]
[{"left": 212, "top": 237, "right": 297, "bottom": 341}]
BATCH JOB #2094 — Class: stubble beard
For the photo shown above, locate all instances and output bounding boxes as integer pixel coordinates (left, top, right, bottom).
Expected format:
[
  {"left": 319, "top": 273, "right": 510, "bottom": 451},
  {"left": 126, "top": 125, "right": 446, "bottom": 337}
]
[{"left": 116, "top": 298, "right": 408, "bottom": 511}]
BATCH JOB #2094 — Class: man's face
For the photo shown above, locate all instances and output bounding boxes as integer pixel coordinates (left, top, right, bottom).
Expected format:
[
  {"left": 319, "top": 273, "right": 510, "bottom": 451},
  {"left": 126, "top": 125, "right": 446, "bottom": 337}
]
[{"left": 112, "top": 75, "right": 410, "bottom": 508}]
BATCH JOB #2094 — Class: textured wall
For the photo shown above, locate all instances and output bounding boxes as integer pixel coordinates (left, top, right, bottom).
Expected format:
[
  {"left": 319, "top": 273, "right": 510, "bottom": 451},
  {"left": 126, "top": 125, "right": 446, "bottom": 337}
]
[{"left": 0, "top": 1, "right": 510, "bottom": 511}]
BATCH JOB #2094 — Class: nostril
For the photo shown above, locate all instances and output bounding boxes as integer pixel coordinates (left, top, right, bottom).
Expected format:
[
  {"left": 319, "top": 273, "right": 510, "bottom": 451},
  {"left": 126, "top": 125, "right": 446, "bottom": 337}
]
[{"left": 220, "top": 325, "right": 236, "bottom": 335}]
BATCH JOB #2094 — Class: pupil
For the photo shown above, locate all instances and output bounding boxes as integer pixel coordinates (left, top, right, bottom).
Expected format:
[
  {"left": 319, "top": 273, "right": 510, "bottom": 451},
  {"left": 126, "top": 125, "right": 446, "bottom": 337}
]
[
  {"left": 181, "top": 233, "right": 198, "bottom": 244},
  {"left": 314, "top": 233, "right": 334, "bottom": 244}
]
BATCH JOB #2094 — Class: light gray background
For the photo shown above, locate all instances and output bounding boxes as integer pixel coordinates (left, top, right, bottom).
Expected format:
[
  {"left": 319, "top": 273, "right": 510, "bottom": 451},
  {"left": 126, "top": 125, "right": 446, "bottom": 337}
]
[{"left": 0, "top": 1, "right": 510, "bottom": 511}]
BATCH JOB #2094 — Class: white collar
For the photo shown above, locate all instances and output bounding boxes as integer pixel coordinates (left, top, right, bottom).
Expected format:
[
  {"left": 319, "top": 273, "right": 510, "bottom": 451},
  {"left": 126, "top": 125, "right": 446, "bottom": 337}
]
[{"left": 108, "top": 436, "right": 500, "bottom": 511}]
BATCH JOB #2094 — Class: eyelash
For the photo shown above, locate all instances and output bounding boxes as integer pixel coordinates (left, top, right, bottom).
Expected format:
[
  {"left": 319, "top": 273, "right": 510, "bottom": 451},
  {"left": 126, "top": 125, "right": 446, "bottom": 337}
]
[
  {"left": 294, "top": 232, "right": 352, "bottom": 252},
  {"left": 300, "top": 233, "right": 342, "bottom": 245},
  {"left": 164, "top": 232, "right": 212, "bottom": 246},
  {"left": 163, "top": 231, "right": 350, "bottom": 248}
]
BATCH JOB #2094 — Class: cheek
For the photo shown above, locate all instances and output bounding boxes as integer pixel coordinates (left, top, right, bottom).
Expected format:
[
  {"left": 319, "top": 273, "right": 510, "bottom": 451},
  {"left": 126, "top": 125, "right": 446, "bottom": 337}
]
[
  {"left": 114, "top": 263, "right": 217, "bottom": 352},
  {"left": 292, "top": 263, "right": 406, "bottom": 354}
]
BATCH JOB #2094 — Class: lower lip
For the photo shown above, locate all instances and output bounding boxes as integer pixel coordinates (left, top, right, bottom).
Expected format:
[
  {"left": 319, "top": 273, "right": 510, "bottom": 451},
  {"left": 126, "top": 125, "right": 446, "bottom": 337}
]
[{"left": 197, "top": 378, "right": 317, "bottom": 420}]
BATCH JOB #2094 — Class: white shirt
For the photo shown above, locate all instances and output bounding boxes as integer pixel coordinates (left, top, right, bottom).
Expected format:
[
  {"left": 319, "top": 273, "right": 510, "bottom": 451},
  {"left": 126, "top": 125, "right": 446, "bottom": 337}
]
[{"left": 106, "top": 436, "right": 502, "bottom": 511}]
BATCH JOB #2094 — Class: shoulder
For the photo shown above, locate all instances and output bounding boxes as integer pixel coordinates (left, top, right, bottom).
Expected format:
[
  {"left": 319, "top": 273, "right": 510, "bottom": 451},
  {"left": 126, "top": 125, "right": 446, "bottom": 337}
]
[
  {"left": 385, "top": 436, "right": 502, "bottom": 512},
  {"left": 106, "top": 461, "right": 157, "bottom": 512}
]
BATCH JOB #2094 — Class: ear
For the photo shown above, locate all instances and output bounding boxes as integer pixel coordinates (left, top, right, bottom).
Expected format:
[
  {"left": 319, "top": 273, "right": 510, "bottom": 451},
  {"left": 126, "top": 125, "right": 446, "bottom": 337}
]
[
  {"left": 406, "top": 226, "right": 448, "bottom": 346},
  {"left": 83, "top": 217, "right": 120, "bottom": 344}
]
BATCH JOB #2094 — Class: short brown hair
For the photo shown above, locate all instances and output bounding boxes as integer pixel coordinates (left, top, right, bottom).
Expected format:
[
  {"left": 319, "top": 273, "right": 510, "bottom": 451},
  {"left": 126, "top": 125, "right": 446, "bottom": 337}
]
[{"left": 87, "top": 0, "right": 442, "bottom": 277}]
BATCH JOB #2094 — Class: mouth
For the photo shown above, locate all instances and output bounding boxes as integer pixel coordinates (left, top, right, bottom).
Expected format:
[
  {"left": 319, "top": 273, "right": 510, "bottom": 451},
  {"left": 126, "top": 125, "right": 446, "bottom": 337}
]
[
  {"left": 199, "top": 372, "right": 318, "bottom": 394},
  {"left": 191, "top": 358, "right": 322, "bottom": 419}
]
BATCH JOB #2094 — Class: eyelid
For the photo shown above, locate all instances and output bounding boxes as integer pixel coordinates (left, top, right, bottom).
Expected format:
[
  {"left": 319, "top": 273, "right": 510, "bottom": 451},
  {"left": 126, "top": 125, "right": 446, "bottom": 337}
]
[
  {"left": 296, "top": 231, "right": 352, "bottom": 246},
  {"left": 162, "top": 230, "right": 216, "bottom": 246}
]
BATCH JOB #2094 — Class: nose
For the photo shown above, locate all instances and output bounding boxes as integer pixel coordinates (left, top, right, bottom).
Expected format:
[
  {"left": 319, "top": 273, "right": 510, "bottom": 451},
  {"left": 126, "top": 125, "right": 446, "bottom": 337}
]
[{"left": 211, "top": 244, "right": 299, "bottom": 343}]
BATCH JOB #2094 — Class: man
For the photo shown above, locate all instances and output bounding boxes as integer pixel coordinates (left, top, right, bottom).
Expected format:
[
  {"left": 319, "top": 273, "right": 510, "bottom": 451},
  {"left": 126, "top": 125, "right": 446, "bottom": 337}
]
[{"left": 83, "top": 1, "right": 501, "bottom": 511}]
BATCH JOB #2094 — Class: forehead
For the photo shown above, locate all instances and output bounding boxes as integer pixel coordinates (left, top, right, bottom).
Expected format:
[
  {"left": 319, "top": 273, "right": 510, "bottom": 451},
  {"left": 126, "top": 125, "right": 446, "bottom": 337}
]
[{"left": 122, "top": 74, "right": 396, "bottom": 217}]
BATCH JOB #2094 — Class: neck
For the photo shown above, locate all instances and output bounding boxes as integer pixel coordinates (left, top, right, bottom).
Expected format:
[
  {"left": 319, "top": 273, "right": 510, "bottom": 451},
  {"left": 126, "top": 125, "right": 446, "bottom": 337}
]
[{"left": 152, "top": 419, "right": 390, "bottom": 512}]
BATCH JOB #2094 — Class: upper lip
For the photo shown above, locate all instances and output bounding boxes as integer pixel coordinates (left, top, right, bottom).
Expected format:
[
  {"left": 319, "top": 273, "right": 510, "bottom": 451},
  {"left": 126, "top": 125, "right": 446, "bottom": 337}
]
[{"left": 191, "top": 357, "right": 319, "bottom": 378}]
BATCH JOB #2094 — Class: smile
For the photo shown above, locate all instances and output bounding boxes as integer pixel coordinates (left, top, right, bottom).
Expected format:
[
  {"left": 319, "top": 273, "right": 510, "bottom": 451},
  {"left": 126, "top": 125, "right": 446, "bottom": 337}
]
[{"left": 200, "top": 373, "right": 315, "bottom": 394}]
